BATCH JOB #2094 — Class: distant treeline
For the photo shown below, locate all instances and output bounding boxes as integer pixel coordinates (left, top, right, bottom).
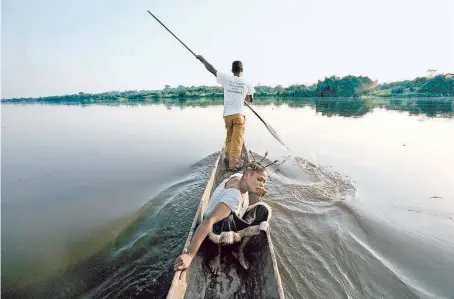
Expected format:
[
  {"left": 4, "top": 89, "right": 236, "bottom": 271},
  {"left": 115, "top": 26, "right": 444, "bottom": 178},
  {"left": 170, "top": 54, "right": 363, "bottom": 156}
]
[{"left": 3, "top": 74, "right": 453, "bottom": 103}]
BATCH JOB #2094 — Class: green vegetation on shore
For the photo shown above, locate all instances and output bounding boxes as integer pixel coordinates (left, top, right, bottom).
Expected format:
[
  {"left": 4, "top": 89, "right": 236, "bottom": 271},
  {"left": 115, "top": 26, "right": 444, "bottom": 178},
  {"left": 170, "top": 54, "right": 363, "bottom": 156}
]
[{"left": 3, "top": 73, "right": 453, "bottom": 103}]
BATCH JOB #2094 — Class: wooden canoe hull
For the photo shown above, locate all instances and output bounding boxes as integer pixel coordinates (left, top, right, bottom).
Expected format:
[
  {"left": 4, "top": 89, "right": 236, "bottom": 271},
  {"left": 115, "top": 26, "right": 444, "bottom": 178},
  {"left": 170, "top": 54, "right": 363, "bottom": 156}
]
[{"left": 166, "top": 145, "right": 285, "bottom": 299}]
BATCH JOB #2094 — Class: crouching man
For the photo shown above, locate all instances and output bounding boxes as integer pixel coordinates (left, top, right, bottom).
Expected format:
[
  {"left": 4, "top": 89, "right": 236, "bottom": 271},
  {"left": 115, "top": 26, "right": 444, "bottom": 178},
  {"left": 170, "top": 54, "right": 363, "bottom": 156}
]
[{"left": 174, "top": 161, "right": 272, "bottom": 276}]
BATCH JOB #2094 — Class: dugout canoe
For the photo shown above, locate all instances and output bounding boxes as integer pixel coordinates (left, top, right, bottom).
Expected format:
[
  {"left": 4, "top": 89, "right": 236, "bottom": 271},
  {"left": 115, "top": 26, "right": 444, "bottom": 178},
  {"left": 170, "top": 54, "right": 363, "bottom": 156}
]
[{"left": 166, "top": 144, "right": 285, "bottom": 299}]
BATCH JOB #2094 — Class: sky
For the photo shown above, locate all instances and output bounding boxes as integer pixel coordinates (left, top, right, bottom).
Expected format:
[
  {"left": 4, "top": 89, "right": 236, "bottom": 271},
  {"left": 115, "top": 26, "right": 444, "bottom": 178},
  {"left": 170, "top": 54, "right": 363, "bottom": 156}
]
[{"left": 1, "top": 0, "right": 453, "bottom": 99}]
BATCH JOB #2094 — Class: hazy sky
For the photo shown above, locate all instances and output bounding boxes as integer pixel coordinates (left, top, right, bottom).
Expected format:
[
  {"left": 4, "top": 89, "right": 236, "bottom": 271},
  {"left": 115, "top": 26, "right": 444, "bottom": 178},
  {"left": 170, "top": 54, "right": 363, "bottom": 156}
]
[{"left": 1, "top": 0, "right": 453, "bottom": 98}]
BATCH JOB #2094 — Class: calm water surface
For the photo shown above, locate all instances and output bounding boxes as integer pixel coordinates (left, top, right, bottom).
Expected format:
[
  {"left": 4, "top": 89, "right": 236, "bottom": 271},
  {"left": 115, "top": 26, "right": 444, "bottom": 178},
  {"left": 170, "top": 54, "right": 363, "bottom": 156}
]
[{"left": 2, "top": 98, "right": 453, "bottom": 298}]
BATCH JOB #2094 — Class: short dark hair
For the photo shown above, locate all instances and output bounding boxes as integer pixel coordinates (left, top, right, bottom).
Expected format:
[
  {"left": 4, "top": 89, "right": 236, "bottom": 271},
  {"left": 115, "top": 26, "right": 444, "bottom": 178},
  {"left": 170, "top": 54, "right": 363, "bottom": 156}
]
[{"left": 232, "top": 60, "right": 243, "bottom": 73}]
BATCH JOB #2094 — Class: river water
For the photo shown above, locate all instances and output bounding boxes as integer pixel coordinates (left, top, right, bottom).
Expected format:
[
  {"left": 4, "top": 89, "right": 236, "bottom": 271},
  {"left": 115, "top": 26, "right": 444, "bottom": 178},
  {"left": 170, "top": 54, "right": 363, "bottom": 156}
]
[{"left": 2, "top": 97, "right": 453, "bottom": 298}]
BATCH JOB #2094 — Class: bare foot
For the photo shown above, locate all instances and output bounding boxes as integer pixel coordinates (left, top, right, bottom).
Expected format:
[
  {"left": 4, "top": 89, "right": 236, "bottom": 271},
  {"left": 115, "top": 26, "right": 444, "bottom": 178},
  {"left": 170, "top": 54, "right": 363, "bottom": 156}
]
[
  {"left": 210, "top": 255, "right": 221, "bottom": 275},
  {"left": 232, "top": 250, "right": 249, "bottom": 270}
]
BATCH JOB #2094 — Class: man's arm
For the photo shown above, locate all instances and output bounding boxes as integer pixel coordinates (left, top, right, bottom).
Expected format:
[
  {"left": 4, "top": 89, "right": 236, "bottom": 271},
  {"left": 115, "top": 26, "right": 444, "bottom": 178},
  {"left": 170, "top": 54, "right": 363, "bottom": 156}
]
[
  {"left": 245, "top": 85, "right": 256, "bottom": 103},
  {"left": 173, "top": 203, "right": 231, "bottom": 276},
  {"left": 196, "top": 55, "right": 217, "bottom": 77}
]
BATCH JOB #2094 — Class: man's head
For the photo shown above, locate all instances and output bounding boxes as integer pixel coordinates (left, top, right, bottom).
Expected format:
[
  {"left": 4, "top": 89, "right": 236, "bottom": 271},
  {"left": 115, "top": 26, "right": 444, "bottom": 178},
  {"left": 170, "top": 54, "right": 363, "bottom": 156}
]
[
  {"left": 232, "top": 60, "right": 243, "bottom": 76},
  {"left": 242, "top": 161, "right": 268, "bottom": 195}
]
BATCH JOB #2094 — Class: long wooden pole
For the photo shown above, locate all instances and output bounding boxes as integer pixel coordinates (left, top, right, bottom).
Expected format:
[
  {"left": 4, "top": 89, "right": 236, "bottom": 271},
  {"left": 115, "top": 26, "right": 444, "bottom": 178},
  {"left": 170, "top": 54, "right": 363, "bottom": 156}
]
[{"left": 147, "top": 10, "right": 289, "bottom": 150}]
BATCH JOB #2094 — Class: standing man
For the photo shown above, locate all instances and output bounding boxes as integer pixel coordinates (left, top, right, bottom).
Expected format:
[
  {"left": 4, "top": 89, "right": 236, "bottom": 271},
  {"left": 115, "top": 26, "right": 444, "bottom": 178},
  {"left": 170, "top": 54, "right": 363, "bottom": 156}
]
[{"left": 196, "top": 55, "right": 256, "bottom": 170}]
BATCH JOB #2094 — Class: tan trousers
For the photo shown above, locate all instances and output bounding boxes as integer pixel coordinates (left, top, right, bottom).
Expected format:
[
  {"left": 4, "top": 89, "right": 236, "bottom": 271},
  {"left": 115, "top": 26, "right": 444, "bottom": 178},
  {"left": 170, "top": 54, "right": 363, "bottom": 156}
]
[{"left": 224, "top": 114, "right": 245, "bottom": 168}]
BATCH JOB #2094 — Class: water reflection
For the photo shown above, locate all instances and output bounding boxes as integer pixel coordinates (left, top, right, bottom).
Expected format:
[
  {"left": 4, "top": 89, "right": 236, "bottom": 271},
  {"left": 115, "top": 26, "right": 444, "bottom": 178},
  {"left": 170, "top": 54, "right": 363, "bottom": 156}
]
[
  {"left": 387, "top": 98, "right": 454, "bottom": 117},
  {"left": 5, "top": 97, "right": 452, "bottom": 118}
]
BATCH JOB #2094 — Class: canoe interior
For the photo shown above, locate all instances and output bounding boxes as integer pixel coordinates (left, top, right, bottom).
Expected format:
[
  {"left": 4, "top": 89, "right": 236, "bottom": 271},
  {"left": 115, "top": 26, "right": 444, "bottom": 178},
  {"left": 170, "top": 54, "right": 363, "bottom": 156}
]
[{"left": 166, "top": 145, "right": 284, "bottom": 299}]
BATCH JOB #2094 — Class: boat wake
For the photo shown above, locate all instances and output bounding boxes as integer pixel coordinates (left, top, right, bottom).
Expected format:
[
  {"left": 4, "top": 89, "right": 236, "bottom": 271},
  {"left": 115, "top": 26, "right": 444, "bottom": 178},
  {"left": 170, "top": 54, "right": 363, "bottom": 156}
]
[
  {"left": 260, "top": 155, "right": 447, "bottom": 299},
  {"left": 33, "top": 153, "right": 219, "bottom": 299},
  {"left": 31, "top": 151, "right": 447, "bottom": 299}
]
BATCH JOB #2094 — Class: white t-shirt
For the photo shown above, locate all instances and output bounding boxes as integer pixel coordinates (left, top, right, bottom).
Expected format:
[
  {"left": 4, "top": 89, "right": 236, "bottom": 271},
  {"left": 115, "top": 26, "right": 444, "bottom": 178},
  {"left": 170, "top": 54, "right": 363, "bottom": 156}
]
[
  {"left": 203, "top": 173, "right": 249, "bottom": 219},
  {"left": 217, "top": 71, "right": 255, "bottom": 117}
]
